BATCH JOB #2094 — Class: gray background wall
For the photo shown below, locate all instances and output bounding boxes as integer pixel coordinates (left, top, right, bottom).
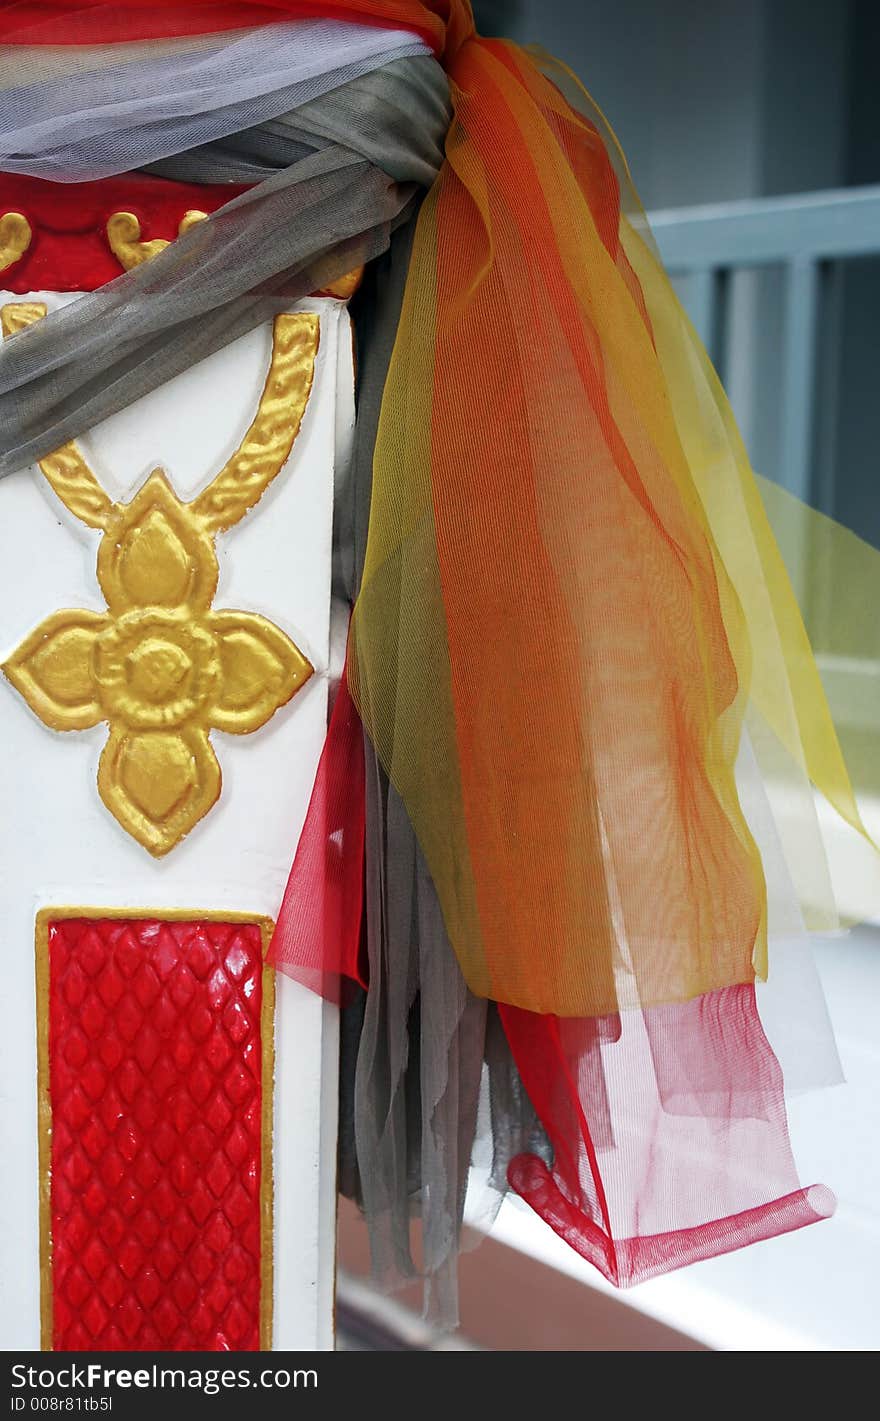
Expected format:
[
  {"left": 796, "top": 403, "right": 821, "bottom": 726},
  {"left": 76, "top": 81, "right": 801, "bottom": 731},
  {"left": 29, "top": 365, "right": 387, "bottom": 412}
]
[{"left": 475, "top": 0, "right": 873, "bottom": 206}]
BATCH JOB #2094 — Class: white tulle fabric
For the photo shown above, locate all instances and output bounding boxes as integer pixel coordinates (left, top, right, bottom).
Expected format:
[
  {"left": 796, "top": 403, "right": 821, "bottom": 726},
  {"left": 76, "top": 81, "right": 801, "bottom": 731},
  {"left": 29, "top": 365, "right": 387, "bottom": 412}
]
[
  {"left": 735, "top": 726, "right": 843, "bottom": 1092},
  {"left": 0, "top": 20, "right": 429, "bottom": 180}
]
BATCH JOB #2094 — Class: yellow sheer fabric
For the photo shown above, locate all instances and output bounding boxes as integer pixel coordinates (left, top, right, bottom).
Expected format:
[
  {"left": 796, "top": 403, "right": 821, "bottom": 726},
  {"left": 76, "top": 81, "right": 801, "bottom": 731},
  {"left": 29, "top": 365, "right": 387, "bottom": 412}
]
[{"left": 349, "top": 37, "right": 879, "bottom": 1017}]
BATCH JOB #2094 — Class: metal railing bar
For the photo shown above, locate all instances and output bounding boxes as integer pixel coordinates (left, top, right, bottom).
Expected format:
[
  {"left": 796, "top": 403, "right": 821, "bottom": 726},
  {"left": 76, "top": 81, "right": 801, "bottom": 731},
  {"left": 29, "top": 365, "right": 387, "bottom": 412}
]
[
  {"left": 650, "top": 183, "right": 880, "bottom": 271},
  {"left": 780, "top": 256, "right": 820, "bottom": 503}
]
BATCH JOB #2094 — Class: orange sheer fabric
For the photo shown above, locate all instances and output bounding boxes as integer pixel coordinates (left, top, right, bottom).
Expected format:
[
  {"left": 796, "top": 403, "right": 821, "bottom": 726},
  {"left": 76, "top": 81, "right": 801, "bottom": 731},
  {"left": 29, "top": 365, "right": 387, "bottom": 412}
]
[{"left": 6, "top": 1, "right": 876, "bottom": 1020}]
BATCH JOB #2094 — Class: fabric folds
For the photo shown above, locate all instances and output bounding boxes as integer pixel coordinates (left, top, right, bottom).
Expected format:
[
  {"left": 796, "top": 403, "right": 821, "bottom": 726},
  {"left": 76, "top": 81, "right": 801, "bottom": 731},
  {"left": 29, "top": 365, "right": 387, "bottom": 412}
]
[
  {"left": 0, "top": 56, "right": 450, "bottom": 475},
  {"left": 1, "top": 0, "right": 877, "bottom": 1324},
  {"left": 0, "top": 21, "right": 430, "bottom": 181}
]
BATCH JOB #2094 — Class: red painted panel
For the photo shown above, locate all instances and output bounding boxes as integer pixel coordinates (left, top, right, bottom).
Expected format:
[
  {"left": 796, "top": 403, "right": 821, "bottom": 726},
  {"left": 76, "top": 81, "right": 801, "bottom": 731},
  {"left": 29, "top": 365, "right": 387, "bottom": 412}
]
[
  {"left": 46, "top": 917, "right": 267, "bottom": 1351},
  {"left": 0, "top": 173, "right": 248, "bottom": 292}
]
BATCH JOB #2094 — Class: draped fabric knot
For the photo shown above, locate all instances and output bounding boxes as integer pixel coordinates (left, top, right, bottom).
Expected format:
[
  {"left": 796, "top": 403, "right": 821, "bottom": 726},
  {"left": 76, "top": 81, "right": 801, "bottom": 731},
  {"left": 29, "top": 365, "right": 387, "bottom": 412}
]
[{"left": 0, "top": 0, "right": 877, "bottom": 1330}]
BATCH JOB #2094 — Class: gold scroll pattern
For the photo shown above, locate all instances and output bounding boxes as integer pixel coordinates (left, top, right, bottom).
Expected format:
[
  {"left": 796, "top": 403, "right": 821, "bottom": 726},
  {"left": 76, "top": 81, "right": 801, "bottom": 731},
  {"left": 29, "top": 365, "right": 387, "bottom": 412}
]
[
  {"left": 1, "top": 304, "right": 320, "bottom": 855},
  {"left": 105, "top": 207, "right": 363, "bottom": 297},
  {"left": 0, "top": 211, "right": 31, "bottom": 273},
  {"left": 106, "top": 209, "right": 208, "bottom": 270}
]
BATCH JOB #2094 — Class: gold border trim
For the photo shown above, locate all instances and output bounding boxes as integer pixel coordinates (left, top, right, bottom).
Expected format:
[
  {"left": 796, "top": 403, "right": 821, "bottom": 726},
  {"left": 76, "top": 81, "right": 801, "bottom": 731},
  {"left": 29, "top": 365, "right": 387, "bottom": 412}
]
[{"left": 35, "top": 906, "right": 276, "bottom": 1352}]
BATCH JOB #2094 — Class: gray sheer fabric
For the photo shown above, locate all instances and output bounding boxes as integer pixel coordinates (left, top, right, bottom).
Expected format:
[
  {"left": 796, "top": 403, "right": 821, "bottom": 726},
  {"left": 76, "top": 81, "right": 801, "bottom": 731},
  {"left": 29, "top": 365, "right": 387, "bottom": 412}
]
[
  {"left": 0, "top": 50, "right": 547, "bottom": 1327},
  {"left": 0, "top": 57, "right": 450, "bottom": 479},
  {"left": 0, "top": 22, "right": 430, "bottom": 181},
  {"left": 338, "top": 221, "right": 547, "bottom": 1326}
]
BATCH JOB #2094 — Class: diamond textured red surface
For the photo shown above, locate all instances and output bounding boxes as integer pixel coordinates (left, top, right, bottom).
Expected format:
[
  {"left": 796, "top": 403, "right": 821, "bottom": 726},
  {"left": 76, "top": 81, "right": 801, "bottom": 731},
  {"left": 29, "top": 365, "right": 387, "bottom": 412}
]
[{"left": 46, "top": 918, "right": 267, "bottom": 1351}]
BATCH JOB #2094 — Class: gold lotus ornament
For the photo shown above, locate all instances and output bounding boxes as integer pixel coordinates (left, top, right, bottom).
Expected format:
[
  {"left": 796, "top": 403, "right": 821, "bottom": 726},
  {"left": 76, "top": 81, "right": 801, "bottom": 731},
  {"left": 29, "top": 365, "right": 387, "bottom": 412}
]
[{"left": 1, "top": 304, "right": 320, "bottom": 856}]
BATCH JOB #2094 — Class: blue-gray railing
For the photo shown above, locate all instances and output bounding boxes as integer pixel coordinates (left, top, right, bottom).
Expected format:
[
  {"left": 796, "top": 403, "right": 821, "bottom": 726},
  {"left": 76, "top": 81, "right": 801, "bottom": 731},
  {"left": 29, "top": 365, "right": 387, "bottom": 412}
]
[
  {"left": 649, "top": 184, "right": 880, "bottom": 734},
  {"left": 649, "top": 183, "right": 880, "bottom": 507}
]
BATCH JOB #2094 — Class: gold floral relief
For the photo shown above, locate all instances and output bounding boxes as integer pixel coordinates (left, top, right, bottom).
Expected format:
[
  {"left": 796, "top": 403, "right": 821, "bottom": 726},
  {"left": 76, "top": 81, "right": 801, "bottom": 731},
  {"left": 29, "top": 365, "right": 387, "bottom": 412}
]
[
  {"left": 2, "top": 305, "right": 320, "bottom": 856},
  {"left": 106, "top": 209, "right": 208, "bottom": 270},
  {"left": 315, "top": 266, "right": 364, "bottom": 301},
  {"left": 0, "top": 211, "right": 31, "bottom": 273},
  {"left": 105, "top": 206, "right": 363, "bottom": 299}
]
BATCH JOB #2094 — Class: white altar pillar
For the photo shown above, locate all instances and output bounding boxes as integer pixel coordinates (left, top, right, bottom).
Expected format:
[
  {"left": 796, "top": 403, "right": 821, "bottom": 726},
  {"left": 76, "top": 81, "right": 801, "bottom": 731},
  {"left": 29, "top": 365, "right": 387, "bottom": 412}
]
[{"left": 0, "top": 292, "right": 349, "bottom": 1350}]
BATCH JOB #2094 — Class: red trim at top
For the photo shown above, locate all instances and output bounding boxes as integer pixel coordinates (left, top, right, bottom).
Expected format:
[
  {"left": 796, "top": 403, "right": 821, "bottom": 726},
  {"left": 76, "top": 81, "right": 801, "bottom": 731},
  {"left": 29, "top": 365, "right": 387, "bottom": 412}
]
[
  {"left": 0, "top": 173, "right": 249, "bottom": 293},
  {"left": 0, "top": 2, "right": 443, "bottom": 51}
]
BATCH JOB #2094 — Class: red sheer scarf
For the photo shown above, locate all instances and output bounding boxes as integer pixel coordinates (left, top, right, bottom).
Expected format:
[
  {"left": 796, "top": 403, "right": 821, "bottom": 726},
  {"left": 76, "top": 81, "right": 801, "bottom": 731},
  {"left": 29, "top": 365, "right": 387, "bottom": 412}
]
[{"left": 0, "top": 1, "right": 445, "bottom": 48}]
